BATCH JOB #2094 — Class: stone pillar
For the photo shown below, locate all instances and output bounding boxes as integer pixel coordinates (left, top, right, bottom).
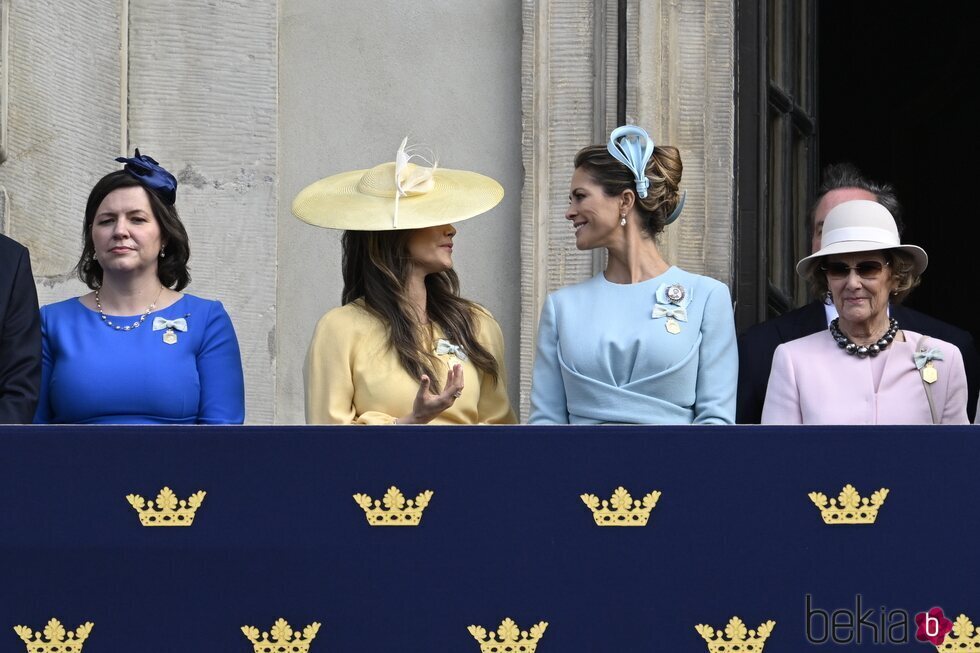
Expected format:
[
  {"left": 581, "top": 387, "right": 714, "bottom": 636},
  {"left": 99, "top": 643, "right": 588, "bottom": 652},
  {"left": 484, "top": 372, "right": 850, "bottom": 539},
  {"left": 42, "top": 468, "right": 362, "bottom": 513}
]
[
  {"left": 519, "top": 0, "right": 735, "bottom": 419},
  {"left": 0, "top": 0, "right": 278, "bottom": 423},
  {"left": 636, "top": 0, "right": 735, "bottom": 285},
  {"left": 277, "top": 1, "right": 523, "bottom": 423}
]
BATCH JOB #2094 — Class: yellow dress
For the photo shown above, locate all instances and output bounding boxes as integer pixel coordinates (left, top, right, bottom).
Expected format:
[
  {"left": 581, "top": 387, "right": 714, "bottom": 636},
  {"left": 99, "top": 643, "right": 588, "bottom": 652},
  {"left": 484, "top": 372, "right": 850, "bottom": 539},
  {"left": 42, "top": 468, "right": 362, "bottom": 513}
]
[{"left": 305, "top": 299, "right": 517, "bottom": 425}]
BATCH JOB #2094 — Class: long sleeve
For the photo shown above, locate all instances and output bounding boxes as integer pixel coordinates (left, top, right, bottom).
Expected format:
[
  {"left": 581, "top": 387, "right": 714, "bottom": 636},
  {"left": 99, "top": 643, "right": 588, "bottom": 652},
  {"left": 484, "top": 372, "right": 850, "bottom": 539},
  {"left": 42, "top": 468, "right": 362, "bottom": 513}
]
[
  {"left": 0, "top": 245, "right": 41, "bottom": 424},
  {"left": 33, "top": 308, "right": 54, "bottom": 424},
  {"left": 529, "top": 294, "right": 569, "bottom": 424},
  {"left": 305, "top": 307, "right": 400, "bottom": 425},
  {"left": 955, "top": 335, "right": 980, "bottom": 422},
  {"left": 939, "top": 344, "right": 969, "bottom": 424},
  {"left": 306, "top": 303, "right": 515, "bottom": 426},
  {"left": 307, "top": 310, "right": 367, "bottom": 424},
  {"left": 196, "top": 301, "right": 245, "bottom": 424},
  {"left": 692, "top": 282, "right": 738, "bottom": 424},
  {"left": 474, "top": 310, "right": 517, "bottom": 424},
  {"left": 760, "top": 344, "right": 803, "bottom": 424}
]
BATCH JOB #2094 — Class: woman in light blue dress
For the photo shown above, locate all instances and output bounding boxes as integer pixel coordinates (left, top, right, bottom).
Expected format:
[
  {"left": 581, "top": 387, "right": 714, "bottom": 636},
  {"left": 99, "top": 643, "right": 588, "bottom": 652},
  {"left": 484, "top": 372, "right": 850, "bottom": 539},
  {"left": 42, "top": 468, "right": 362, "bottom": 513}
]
[
  {"left": 34, "top": 151, "right": 245, "bottom": 424},
  {"left": 529, "top": 126, "right": 737, "bottom": 424}
]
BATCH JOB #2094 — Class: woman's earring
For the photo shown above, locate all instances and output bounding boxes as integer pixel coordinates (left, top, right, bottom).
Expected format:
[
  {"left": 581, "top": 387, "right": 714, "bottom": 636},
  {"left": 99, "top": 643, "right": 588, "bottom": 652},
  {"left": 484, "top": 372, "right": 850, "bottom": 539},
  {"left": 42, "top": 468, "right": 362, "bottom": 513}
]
[
  {"left": 620, "top": 214, "right": 627, "bottom": 227},
  {"left": 159, "top": 246, "right": 166, "bottom": 259},
  {"left": 824, "top": 290, "right": 833, "bottom": 305}
]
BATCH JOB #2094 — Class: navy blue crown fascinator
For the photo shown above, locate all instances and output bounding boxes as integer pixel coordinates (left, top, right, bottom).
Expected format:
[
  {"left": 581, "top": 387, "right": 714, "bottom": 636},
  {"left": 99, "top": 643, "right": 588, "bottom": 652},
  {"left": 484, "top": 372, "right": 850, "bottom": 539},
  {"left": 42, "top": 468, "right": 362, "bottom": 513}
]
[{"left": 115, "top": 148, "right": 178, "bottom": 205}]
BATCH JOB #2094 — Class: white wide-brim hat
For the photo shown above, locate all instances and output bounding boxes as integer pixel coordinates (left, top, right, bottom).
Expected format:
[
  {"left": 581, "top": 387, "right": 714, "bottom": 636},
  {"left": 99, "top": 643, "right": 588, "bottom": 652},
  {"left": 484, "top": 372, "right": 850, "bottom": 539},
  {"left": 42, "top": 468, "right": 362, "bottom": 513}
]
[
  {"left": 292, "top": 152, "right": 504, "bottom": 231},
  {"left": 796, "top": 199, "right": 928, "bottom": 278}
]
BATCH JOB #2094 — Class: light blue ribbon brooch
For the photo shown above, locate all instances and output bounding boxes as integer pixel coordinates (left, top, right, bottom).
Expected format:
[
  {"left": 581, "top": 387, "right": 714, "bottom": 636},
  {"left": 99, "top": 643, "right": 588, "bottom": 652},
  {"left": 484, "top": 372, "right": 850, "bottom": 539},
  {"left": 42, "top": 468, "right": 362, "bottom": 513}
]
[
  {"left": 434, "top": 338, "right": 467, "bottom": 361},
  {"left": 914, "top": 346, "right": 944, "bottom": 384},
  {"left": 152, "top": 316, "right": 188, "bottom": 345},
  {"left": 652, "top": 283, "right": 691, "bottom": 334}
]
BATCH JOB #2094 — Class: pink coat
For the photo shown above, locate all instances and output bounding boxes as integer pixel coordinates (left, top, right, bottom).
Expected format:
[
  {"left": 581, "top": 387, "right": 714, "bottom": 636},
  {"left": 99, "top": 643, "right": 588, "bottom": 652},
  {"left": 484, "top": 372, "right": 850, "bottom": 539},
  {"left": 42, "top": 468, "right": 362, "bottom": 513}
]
[{"left": 761, "top": 329, "right": 969, "bottom": 425}]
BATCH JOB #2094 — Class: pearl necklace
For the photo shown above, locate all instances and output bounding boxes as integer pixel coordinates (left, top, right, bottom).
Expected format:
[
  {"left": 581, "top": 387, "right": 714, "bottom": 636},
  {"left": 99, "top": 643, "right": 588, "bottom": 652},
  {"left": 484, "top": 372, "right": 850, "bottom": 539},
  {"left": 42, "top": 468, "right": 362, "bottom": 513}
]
[
  {"left": 830, "top": 317, "right": 899, "bottom": 358},
  {"left": 94, "top": 286, "right": 164, "bottom": 331}
]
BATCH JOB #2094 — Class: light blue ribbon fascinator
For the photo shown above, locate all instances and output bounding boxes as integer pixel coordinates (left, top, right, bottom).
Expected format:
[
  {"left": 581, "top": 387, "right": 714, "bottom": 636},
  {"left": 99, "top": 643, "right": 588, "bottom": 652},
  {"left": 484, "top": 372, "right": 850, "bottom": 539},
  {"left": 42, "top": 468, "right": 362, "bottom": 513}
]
[
  {"left": 665, "top": 189, "right": 686, "bottom": 225},
  {"left": 607, "top": 125, "right": 655, "bottom": 199},
  {"left": 607, "top": 125, "right": 686, "bottom": 225}
]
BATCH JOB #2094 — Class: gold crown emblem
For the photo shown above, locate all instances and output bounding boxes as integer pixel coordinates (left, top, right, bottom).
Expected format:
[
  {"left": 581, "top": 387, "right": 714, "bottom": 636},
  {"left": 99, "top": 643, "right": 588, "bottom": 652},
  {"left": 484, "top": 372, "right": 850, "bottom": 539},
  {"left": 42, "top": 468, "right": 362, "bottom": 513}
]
[
  {"left": 581, "top": 486, "right": 661, "bottom": 526},
  {"left": 808, "top": 484, "right": 889, "bottom": 524},
  {"left": 241, "top": 618, "right": 321, "bottom": 653},
  {"left": 696, "top": 617, "right": 775, "bottom": 653},
  {"left": 13, "top": 618, "right": 93, "bottom": 653},
  {"left": 126, "top": 487, "right": 206, "bottom": 526},
  {"left": 353, "top": 486, "right": 433, "bottom": 526},
  {"left": 468, "top": 618, "right": 548, "bottom": 653},
  {"left": 937, "top": 614, "right": 980, "bottom": 652}
]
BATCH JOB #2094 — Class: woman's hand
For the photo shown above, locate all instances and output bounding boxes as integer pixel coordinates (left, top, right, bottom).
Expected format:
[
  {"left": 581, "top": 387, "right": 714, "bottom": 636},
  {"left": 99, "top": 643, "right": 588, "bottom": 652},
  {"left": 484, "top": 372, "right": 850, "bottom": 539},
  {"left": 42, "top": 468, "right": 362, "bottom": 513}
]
[{"left": 397, "top": 364, "right": 464, "bottom": 424}]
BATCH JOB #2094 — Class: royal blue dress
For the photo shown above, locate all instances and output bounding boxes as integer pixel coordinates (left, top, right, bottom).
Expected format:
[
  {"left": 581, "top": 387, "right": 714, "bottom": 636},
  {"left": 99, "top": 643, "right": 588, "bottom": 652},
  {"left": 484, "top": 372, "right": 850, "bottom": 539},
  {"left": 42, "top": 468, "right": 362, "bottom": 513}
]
[{"left": 34, "top": 294, "right": 245, "bottom": 424}]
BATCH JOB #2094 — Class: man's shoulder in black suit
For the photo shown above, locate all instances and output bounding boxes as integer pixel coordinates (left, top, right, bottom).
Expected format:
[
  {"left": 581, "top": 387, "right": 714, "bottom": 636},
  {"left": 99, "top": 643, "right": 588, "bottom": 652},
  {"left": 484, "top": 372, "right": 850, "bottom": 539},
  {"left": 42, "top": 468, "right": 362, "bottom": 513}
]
[{"left": 736, "top": 300, "right": 828, "bottom": 424}]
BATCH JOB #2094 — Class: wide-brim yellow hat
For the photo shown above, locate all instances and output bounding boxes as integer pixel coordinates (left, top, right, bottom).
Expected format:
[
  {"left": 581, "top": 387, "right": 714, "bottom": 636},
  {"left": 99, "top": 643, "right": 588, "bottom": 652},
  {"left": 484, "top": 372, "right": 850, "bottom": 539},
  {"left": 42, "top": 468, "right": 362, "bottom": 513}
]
[{"left": 291, "top": 158, "right": 504, "bottom": 231}]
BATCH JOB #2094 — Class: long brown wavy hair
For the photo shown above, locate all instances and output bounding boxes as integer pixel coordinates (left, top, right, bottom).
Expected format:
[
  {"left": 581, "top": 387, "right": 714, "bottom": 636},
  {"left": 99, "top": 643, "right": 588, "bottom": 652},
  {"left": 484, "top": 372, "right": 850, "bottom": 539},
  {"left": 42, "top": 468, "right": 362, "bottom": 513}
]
[{"left": 341, "top": 230, "right": 500, "bottom": 391}]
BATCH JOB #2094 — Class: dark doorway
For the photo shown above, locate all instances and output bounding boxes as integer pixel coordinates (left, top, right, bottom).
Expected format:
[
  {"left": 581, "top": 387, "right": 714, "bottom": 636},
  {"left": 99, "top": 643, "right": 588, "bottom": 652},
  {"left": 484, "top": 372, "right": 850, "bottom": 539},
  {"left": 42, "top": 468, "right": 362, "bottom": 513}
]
[{"left": 819, "top": 1, "right": 980, "bottom": 343}]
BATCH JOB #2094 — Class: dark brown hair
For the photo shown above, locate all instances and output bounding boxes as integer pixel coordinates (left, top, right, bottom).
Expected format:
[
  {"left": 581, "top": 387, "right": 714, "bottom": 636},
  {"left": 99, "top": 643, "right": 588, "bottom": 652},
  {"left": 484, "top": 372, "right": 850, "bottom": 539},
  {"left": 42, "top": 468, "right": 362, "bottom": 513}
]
[
  {"left": 807, "top": 249, "right": 921, "bottom": 304},
  {"left": 341, "top": 229, "right": 500, "bottom": 390},
  {"left": 77, "top": 170, "right": 191, "bottom": 290},
  {"left": 573, "top": 143, "right": 683, "bottom": 238},
  {"left": 809, "top": 163, "right": 905, "bottom": 239}
]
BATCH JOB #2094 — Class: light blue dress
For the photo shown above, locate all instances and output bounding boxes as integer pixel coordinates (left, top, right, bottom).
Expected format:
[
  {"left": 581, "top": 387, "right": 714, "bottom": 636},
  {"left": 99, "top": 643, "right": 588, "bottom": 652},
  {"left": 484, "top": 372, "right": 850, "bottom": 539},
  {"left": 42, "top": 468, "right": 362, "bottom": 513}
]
[
  {"left": 34, "top": 294, "right": 245, "bottom": 424},
  {"left": 529, "top": 267, "right": 737, "bottom": 424}
]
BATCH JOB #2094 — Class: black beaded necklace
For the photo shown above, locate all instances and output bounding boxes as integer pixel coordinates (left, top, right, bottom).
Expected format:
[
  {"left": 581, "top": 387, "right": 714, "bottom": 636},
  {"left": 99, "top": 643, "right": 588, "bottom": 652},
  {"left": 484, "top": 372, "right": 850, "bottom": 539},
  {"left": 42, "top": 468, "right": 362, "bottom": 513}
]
[{"left": 830, "top": 317, "right": 899, "bottom": 358}]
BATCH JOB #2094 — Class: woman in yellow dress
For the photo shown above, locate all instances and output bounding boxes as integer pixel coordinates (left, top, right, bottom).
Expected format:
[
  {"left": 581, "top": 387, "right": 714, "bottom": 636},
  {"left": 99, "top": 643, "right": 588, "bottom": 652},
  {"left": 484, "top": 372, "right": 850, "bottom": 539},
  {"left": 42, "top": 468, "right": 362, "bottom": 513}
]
[{"left": 294, "top": 140, "right": 516, "bottom": 425}]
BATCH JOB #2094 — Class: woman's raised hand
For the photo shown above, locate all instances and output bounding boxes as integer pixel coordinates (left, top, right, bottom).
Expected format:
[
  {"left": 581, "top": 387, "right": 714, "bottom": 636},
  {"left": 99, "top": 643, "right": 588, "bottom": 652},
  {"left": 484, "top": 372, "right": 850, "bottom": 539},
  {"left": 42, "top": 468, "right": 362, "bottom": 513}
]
[{"left": 397, "top": 364, "right": 464, "bottom": 424}]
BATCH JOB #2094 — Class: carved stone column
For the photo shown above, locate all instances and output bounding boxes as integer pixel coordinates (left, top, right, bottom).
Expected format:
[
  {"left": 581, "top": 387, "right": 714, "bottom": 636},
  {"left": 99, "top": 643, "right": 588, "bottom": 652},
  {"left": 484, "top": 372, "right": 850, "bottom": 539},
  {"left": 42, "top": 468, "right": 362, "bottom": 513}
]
[
  {"left": 637, "top": 0, "right": 735, "bottom": 285},
  {"left": 519, "top": 0, "right": 735, "bottom": 419}
]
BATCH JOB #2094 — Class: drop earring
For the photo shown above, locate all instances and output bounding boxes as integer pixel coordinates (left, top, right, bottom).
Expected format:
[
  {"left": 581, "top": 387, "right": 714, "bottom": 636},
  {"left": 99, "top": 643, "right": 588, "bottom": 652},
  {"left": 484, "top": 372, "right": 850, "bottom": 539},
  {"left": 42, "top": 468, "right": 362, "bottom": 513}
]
[
  {"left": 159, "top": 246, "right": 166, "bottom": 259},
  {"left": 620, "top": 214, "right": 627, "bottom": 227}
]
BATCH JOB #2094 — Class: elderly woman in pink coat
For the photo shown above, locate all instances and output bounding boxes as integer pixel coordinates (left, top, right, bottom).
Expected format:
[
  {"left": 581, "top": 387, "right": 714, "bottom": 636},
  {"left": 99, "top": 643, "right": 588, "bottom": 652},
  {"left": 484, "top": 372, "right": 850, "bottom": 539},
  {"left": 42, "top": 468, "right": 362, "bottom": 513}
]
[{"left": 762, "top": 199, "right": 968, "bottom": 424}]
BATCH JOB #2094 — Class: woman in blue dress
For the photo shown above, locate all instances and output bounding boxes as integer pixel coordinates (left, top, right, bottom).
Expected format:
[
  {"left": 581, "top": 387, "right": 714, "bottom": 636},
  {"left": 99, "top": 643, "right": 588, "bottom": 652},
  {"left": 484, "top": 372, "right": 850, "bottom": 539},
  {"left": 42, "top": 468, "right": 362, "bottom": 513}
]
[
  {"left": 34, "top": 151, "right": 245, "bottom": 424},
  {"left": 529, "top": 126, "right": 737, "bottom": 424}
]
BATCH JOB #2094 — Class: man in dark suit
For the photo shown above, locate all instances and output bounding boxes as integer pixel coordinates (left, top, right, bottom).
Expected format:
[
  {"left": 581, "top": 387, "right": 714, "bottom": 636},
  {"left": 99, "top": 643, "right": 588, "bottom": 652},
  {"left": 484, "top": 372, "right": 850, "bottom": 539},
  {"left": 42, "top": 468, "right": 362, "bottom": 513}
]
[
  {"left": 0, "top": 233, "right": 42, "bottom": 423},
  {"left": 737, "top": 164, "right": 980, "bottom": 423}
]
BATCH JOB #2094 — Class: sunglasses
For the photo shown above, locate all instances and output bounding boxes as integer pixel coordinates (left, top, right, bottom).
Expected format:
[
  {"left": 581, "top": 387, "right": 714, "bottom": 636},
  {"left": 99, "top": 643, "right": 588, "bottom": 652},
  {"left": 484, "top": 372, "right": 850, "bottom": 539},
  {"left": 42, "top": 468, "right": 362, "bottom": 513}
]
[{"left": 820, "top": 260, "right": 889, "bottom": 279}]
